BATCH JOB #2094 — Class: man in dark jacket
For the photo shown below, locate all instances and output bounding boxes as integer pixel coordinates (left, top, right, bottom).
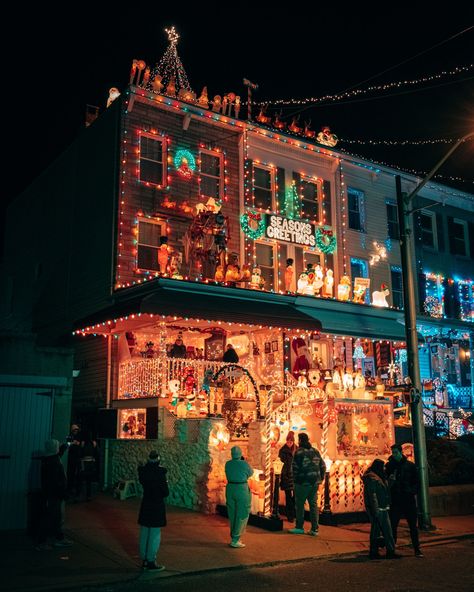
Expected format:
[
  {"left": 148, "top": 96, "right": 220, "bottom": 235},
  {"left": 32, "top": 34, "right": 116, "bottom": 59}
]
[
  {"left": 289, "top": 432, "right": 325, "bottom": 536},
  {"left": 386, "top": 444, "right": 423, "bottom": 557},
  {"left": 138, "top": 450, "right": 169, "bottom": 571},
  {"left": 36, "top": 439, "right": 73, "bottom": 550}
]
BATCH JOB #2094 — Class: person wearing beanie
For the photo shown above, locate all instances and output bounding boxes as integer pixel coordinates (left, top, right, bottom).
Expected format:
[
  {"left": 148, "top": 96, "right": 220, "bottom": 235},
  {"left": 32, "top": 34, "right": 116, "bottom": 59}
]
[
  {"left": 137, "top": 450, "right": 169, "bottom": 571},
  {"left": 36, "top": 439, "right": 73, "bottom": 550},
  {"left": 289, "top": 432, "right": 326, "bottom": 536},
  {"left": 278, "top": 431, "right": 297, "bottom": 522},
  {"left": 225, "top": 446, "right": 254, "bottom": 548}
]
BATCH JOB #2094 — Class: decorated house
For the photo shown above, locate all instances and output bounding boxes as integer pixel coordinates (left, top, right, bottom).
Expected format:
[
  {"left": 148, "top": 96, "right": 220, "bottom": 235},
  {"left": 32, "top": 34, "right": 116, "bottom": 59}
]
[{"left": 1, "top": 28, "right": 473, "bottom": 528}]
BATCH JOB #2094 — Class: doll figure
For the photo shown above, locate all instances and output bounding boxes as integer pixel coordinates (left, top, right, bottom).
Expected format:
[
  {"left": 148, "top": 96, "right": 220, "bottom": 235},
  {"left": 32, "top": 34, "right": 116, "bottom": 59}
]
[
  {"left": 157, "top": 236, "right": 170, "bottom": 275},
  {"left": 342, "top": 369, "right": 354, "bottom": 394},
  {"left": 250, "top": 266, "right": 264, "bottom": 289},
  {"left": 285, "top": 258, "right": 294, "bottom": 292},
  {"left": 313, "top": 264, "right": 324, "bottom": 296},
  {"left": 297, "top": 270, "right": 308, "bottom": 294},
  {"left": 322, "top": 268, "right": 334, "bottom": 298}
]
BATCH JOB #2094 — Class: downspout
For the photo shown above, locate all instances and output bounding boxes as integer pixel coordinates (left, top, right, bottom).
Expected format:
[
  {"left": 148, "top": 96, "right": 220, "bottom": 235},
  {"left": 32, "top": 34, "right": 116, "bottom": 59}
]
[{"left": 103, "top": 333, "right": 112, "bottom": 489}]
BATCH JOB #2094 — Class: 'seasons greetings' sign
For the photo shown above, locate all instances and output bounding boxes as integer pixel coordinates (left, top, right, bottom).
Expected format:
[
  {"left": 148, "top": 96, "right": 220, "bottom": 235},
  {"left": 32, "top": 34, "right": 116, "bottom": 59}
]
[{"left": 265, "top": 215, "right": 316, "bottom": 247}]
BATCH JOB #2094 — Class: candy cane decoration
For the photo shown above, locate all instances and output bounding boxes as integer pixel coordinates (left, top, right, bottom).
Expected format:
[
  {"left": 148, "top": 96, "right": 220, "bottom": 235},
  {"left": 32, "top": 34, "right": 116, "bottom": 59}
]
[
  {"left": 263, "top": 389, "right": 274, "bottom": 517},
  {"left": 320, "top": 388, "right": 329, "bottom": 458}
]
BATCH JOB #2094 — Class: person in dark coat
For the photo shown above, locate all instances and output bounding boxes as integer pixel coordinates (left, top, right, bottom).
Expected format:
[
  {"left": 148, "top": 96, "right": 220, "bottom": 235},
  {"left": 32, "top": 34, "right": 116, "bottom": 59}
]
[
  {"left": 36, "top": 439, "right": 73, "bottom": 550},
  {"left": 386, "top": 444, "right": 423, "bottom": 557},
  {"left": 78, "top": 433, "right": 99, "bottom": 501},
  {"left": 289, "top": 432, "right": 325, "bottom": 536},
  {"left": 362, "top": 459, "right": 400, "bottom": 559},
  {"left": 223, "top": 344, "right": 239, "bottom": 363},
  {"left": 138, "top": 450, "right": 169, "bottom": 571},
  {"left": 169, "top": 333, "right": 187, "bottom": 358},
  {"left": 278, "top": 431, "right": 297, "bottom": 522},
  {"left": 66, "top": 424, "right": 82, "bottom": 500}
]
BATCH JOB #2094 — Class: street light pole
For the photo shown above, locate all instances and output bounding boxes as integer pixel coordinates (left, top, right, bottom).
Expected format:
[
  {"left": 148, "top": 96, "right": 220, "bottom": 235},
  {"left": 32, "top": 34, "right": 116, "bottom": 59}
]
[{"left": 395, "top": 130, "right": 474, "bottom": 531}]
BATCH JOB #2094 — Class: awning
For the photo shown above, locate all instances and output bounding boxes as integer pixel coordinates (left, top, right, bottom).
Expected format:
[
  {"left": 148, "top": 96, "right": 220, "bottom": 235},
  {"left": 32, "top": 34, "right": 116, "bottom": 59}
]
[{"left": 295, "top": 296, "right": 407, "bottom": 341}]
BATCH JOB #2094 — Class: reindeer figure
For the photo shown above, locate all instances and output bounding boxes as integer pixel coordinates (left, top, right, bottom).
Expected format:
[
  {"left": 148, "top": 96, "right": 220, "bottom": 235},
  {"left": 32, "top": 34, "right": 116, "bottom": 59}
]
[
  {"left": 256, "top": 106, "right": 271, "bottom": 124},
  {"left": 273, "top": 110, "right": 286, "bottom": 130},
  {"left": 288, "top": 116, "right": 302, "bottom": 134},
  {"left": 304, "top": 119, "right": 316, "bottom": 138}
]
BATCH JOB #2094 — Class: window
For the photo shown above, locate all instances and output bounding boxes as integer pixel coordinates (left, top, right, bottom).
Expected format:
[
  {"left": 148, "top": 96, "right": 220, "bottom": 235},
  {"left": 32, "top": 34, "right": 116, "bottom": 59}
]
[
  {"left": 390, "top": 267, "right": 404, "bottom": 309},
  {"left": 386, "top": 202, "right": 400, "bottom": 240},
  {"left": 139, "top": 134, "right": 165, "bottom": 186},
  {"left": 137, "top": 218, "right": 166, "bottom": 272},
  {"left": 256, "top": 242, "right": 276, "bottom": 291},
  {"left": 350, "top": 257, "right": 370, "bottom": 304},
  {"left": 199, "top": 150, "right": 223, "bottom": 199},
  {"left": 253, "top": 165, "right": 274, "bottom": 211},
  {"left": 300, "top": 179, "right": 320, "bottom": 221},
  {"left": 347, "top": 188, "right": 365, "bottom": 231},
  {"left": 419, "top": 210, "right": 437, "bottom": 249},
  {"left": 451, "top": 218, "right": 468, "bottom": 256}
]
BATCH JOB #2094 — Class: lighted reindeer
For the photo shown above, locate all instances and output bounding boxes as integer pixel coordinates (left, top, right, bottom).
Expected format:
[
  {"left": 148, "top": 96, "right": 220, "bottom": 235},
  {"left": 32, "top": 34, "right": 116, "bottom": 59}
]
[
  {"left": 256, "top": 106, "right": 271, "bottom": 125},
  {"left": 288, "top": 116, "right": 302, "bottom": 134},
  {"left": 273, "top": 110, "right": 286, "bottom": 130},
  {"left": 304, "top": 119, "right": 316, "bottom": 139}
]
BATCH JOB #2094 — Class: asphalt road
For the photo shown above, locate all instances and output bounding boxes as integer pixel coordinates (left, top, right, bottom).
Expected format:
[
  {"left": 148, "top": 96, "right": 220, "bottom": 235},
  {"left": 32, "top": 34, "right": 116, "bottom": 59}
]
[{"left": 88, "top": 538, "right": 474, "bottom": 592}]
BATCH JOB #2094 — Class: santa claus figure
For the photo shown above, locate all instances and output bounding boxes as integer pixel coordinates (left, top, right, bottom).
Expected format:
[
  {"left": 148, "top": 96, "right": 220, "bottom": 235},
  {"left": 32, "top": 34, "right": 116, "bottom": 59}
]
[{"left": 292, "top": 337, "right": 311, "bottom": 379}]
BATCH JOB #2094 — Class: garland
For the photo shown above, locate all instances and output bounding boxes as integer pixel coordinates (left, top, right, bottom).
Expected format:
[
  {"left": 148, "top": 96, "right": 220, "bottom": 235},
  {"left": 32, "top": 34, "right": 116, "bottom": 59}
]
[
  {"left": 240, "top": 210, "right": 266, "bottom": 240},
  {"left": 316, "top": 227, "right": 337, "bottom": 254}
]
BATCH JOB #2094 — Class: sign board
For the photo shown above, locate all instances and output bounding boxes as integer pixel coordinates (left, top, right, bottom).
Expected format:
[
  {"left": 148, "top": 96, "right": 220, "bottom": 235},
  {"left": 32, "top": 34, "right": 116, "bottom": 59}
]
[{"left": 265, "top": 215, "right": 316, "bottom": 247}]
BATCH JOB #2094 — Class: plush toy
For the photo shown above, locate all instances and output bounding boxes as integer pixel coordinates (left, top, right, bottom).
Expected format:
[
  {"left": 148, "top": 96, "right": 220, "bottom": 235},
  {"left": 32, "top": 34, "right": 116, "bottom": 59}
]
[
  {"left": 372, "top": 284, "right": 390, "bottom": 307},
  {"left": 337, "top": 274, "right": 351, "bottom": 301},
  {"left": 292, "top": 337, "right": 311, "bottom": 378}
]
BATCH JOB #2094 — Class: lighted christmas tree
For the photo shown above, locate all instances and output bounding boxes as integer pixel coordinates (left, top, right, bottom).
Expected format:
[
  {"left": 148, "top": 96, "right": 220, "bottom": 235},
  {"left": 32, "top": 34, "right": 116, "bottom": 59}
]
[
  {"left": 284, "top": 181, "right": 300, "bottom": 219},
  {"left": 148, "top": 26, "right": 193, "bottom": 95}
]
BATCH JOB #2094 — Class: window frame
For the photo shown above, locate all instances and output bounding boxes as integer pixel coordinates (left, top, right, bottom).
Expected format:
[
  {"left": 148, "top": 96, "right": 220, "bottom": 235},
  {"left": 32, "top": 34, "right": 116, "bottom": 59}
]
[
  {"left": 347, "top": 187, "right": 366, "bottom": 232},
  {"left": 419, "top": 209, "right": 438, "bottom": 250},
  {"left": 253, "top": 163, "right": 276, "bottom": 212},
  {"left": 136, "top": 217, "right": 167, "bottom": 272},
  {"left": 138, "top": 132, "right": 167, "bottom": 187},
  {"left": 390, "top": 266, "right": 404, "bottom": 310},
  {"left": 199, "top": 148, "right": 224, "bottom": 200},
  {"left": 452, "top": 217, "right": 469, "bottom": 257},
  {"left": 255, "top": 240, "right": 277, "bottom": 292},
  {"left": 300, "top": 176, "right": 322, "bottom": 222},
  {"left": 350, "top": 257, "right": 370, "bottom": 304}
]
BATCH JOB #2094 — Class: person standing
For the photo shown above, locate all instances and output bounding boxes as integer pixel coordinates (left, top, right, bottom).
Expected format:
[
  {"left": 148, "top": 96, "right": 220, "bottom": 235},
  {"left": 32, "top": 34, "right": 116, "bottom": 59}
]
[
  {"left": 362, "top": 459, "right": 399, "bottom": 559},
  {"left": 78, "top": 433, "right": 99, "bottom": 501},
  {"left": 138, "top": 450, "right": 169, "bottom": 571},
  {"left": 66, "top": 424, "right": 82, "bottom": 501},
  {"left": 289, "top": 432, "right": 325, "bottom": 536},
  {"left": 278, "top": 431, "right": 297, "bottom": 522},
  {"left": 225, "top": 446, "right": 253, "bottom": 548},
  {"left": 386, "top": 444, "right": 423, "bottom": 557},
  {"left": 36, "top": 439, "right": 73, "bottom": 550}
]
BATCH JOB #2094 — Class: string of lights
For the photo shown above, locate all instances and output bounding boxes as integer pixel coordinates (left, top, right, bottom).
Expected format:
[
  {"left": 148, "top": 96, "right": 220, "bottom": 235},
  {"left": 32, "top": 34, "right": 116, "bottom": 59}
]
[
  {"left": 147, "top": 26, "right": 193, "bottom": 95},
  {"left": 255, "top": 64, "right": 473, "bottom": 107},
  {"left": 340, "top": 137, "right": 473, "bottom": 146}
]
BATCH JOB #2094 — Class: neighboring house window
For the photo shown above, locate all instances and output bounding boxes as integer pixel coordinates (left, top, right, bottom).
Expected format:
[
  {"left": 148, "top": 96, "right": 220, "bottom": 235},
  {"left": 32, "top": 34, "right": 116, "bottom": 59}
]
[
  {"left": 451, "top": 218, "right": 468, "bottom": 256},
  {"left": 300, "top": 178, "right": 320, "bottom": 221},
  {"left": 350, "top": 257, "right": 370, "bottom": 304},
  {"left": 419, "top": 210, "right": 437, "bottom": 249},
  {"left": 199, "top": 150, "right": 223, "bottom": 200},
  {"left": 386, "top": 202, "right": 400, "bottom": 240},
  {"left": 253, "top": 165, "right": 274, "bottom": 211},
  {"left": 139, "top": 134, "right": 166, "bottom": 186},
  {"left": 137, "top": 218, "right": 166, "bottom": 272},
  {"left": 256, "top": 242, "right": 276, "bottom": 291},
  {"left": 347, "top": 187, "right": 365, "bottom": 231},
  {"left": 390, "top": 266, "right": 404, "bottom": 309}
]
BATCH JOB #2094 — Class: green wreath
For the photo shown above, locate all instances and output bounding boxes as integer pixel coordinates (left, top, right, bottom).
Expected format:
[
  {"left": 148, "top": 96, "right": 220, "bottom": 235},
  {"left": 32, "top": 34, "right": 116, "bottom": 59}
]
[
  {"left": 316, "top": 227, "right": 337, "bottom": 254},
  {"left": 240, "top": 211, "right": 266, "bottom": 240}
]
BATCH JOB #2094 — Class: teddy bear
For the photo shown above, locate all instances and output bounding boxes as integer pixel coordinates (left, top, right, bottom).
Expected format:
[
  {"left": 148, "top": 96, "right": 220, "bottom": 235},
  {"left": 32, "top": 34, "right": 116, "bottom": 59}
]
[
  {"left": 292, "top": 337, "right": 311, "bottom": 379},
  {"left": 337, "top": 274, "right": 351, "bottom": 301}
]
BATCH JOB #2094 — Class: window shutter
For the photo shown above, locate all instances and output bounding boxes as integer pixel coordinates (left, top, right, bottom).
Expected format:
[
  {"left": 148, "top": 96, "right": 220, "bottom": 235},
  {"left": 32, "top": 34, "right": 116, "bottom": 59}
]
[
  {"left": 469, "top": 221, "right": 474, "bottom": 259},
  {"left": 276, "top": 167, "right": 286, "bottom": 213},
  {"left": 244, "top": 158, "right": 253, "bottom": 207},
  {"left": 436, "top": 213, "right": 444, "bottom": 252},
  {"left": 418, "top": 272, "right": 427, "bottom": 314},
  {"left": 447, "top": 216, "right": 455, "bottom": 254},
  {"left": 323, "top": 180, "right": 332, "bottom": 226}
]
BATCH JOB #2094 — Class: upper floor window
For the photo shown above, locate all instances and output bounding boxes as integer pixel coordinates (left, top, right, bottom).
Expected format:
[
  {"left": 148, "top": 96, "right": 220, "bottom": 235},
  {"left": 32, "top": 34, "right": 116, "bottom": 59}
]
[
  {"left": 390, "top": 266, "right": 403, "bottom": 309},
  {"left": 386, "top": 201, "right": 400, "bottom": 240},
  {"left": 199, "top": 150, "right": 223, "bottom": 200},
  {"left": 253, "top": 165, "right": 275, "bottom": 211},
  {"left": 256, "top": 242, "right": 276, "bottom": 291},
  {"left": 300, "top": 178, "right": 320, "bottom": 222},
  {"left": 419, "top": 210, "right": 437, "bottom": 249},
  {"left": 139, "top": 134, "right": 166, "bottom": 186},
  {"left": 347, "top": 187, "right": 365, "bottom": 232},
  {"left": 137, "top": 218, "right": 166, "bottom": 272},
  {"left": 350, "top": 257, "right": 370, "bottom": 304},
  {"left": 451, "top": 218, "right": 468, "bottom": 256}
]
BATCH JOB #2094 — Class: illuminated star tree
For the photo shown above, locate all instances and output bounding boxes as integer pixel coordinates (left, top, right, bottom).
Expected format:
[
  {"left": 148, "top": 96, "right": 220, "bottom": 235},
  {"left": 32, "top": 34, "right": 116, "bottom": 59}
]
[
  {"left": 284, "top": 181, "right": 300, "bottom": 220},
  {"left": 148, "top": 26, "right": 193, "bottom": 94}
]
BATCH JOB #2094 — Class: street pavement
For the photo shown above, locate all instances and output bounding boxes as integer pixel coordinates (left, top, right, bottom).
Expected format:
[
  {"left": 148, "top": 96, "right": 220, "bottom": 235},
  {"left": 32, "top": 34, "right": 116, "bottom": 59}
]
[{"left": 3, "top": 493, "right": 474, "bottom": 592}]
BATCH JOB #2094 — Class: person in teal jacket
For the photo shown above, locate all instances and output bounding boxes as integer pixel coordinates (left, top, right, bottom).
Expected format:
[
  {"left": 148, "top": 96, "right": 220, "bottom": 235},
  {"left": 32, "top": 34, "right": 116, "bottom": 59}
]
[{"left": 225, "top": 446, "right": 253, "bottom": 548}]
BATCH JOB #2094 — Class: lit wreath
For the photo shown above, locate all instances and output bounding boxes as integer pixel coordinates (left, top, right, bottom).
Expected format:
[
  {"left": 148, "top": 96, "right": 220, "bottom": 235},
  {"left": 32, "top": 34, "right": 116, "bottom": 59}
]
[
  {"left": 174, "top": 149, "right": 196, "bottom": 179},
  {"left": 240, "top": 211, "right": 266, "bottom": 240},
  {"left": 315, "top": 227, "right": 337, "bottom": 254}
]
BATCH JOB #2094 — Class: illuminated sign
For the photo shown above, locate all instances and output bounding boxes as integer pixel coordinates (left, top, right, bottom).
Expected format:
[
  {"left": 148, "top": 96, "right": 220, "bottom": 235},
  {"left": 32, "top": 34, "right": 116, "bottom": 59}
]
[{"left": 265, "top": 215, "right": 316, "bottom": 247}]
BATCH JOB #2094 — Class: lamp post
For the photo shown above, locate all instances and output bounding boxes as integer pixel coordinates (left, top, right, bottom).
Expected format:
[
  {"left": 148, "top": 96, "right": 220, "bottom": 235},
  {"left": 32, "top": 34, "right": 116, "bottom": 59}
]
[
  {"left": 395, "top": 130, "right": 474, "bottom": 530},
  {"left": 320, "top": 457, "right": 334, "bottom": 525},
  {"left": 272, "top": 457, "right": 284, "bottom": 519}
]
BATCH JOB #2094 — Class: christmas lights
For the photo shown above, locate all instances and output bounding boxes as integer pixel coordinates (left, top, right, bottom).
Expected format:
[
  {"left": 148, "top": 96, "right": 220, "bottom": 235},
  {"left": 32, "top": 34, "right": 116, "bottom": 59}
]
[
  {"left": 174, "top": 148, "right": 196, "bottom": 178},
  {"left": 147, "top": 27, "right": 193, "bottom": 97},
  {"left": 315, "top": 227, "right": 337, "bottom": 254}
]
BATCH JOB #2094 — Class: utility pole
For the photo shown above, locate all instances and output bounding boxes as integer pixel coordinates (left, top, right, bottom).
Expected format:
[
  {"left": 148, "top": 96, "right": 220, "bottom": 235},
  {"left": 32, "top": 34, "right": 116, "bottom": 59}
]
[{"left": 395, "top": 130, "right": 474, "bottom": 531}]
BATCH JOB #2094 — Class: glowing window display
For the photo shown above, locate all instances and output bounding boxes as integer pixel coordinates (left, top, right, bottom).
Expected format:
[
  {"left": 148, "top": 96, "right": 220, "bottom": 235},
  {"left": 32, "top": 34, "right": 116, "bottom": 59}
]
[{"left": 118, "top": 409, "right": 146, "bottom": 439}]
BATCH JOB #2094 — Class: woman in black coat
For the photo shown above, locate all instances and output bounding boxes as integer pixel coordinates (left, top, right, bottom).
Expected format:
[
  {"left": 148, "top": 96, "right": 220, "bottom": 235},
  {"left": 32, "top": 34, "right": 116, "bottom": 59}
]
[
  {"left": 278, "top": 431, "right": 297, "bottom": 522},
  {"left": 138, "top": 450, "right": 169, "bottom": 571}
]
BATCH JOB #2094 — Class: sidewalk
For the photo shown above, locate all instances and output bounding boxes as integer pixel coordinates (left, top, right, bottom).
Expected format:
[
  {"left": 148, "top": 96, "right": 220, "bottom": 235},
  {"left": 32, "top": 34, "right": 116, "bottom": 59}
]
[{"left": 3, "top": 492, "right": 474, "bottom": 592}]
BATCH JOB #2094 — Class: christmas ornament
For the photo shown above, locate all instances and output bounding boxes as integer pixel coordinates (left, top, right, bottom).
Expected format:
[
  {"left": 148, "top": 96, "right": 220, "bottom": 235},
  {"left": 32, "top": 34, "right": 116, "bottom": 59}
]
[{"left": 240, "top": 211, "right": 265, "bottom": 239}]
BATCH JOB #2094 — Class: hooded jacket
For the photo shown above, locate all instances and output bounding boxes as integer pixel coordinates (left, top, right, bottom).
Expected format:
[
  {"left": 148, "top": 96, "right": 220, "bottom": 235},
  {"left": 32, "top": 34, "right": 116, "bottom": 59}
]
[
  {"left": 362, "top": 470, "right": 391, "bottom": 514},
  {"left": 292, "top": 445, "right": 325, "bottom": 485},
  {"left": 138, "top": 461, "right": 170, "bottom": 527}
]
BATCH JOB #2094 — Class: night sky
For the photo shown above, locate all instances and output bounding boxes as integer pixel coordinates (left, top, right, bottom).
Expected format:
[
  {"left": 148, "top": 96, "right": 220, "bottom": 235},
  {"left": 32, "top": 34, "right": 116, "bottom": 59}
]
[{"left": 2, "top": 8, "right": 473, "bottom": 237}]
